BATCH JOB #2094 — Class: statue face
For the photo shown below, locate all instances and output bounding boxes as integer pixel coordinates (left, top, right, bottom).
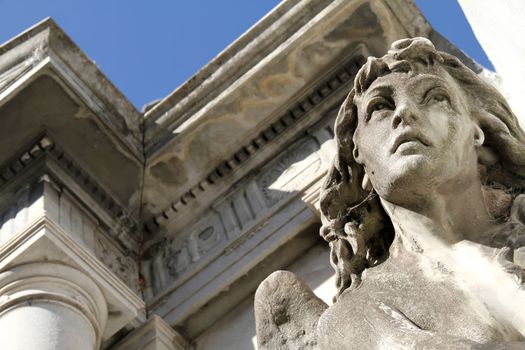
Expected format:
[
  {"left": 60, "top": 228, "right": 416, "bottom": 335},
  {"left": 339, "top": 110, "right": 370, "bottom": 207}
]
[{"left": 353, "top": 68, "right": 481, "bottom": 206}]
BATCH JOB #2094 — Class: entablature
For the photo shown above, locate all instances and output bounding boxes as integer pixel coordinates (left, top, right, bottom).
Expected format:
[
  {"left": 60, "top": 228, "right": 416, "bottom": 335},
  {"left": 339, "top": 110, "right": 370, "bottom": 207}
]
[
  {"left": 141, "top": 106, "right": 339, "bottom": 337},
  {"left": 0, "top": 18, "right": 142, "bottom": 156},
  {"left": 0, "top": 19, "right": 144, "bottom": 220},
  {"left": 0, "top": 134, "right": 141, "bottom": 256},
  {"left": 144, "top": 48, "right": 365, "bottom": 237},
  {"left": 141, "top": 0, "right": 431, "bottom": 221}
]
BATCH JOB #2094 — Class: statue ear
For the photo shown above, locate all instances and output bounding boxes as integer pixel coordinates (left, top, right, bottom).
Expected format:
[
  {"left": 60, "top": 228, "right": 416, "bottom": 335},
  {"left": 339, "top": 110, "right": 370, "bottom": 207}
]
[
  {"left": 362, "top": 172, "right": 373, "bottom": 191},
  {"left": 473, "top": 123, "right": 485, "bottom": 147},
  {"left": 475, "top": 124, "right": 497, "bottom": 166}
]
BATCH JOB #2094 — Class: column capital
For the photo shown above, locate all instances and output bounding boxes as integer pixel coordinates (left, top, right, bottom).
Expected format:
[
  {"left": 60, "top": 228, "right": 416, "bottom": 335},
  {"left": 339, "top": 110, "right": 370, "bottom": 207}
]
[
  {"left": 0, "top": 214, "right": 145, "bottom": 341},
  {"left": 0, "top": 262, "right": 107, "bottom": 348}
]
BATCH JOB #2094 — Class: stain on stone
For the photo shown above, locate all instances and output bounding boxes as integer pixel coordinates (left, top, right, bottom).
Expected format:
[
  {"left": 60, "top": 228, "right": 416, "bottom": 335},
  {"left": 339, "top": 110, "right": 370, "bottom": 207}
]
[
  {"left": 150, "top": 156, "right": 188, "bottom": 186},
  {"left": 325, "top": 3, "right": 382, "bottom": 44}
]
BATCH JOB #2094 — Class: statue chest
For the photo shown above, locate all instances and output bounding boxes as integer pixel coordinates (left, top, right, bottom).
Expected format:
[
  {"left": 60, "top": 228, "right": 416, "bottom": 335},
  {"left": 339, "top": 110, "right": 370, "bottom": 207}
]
[{"left": 317, "top": 258, "right": 522, "bottom": 349}]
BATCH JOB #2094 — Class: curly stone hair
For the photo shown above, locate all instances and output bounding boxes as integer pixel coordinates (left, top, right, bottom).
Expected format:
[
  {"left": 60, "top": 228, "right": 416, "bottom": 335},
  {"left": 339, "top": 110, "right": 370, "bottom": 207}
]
[{"left": 319, "top": 37, "right": 525, "bottom": 299}]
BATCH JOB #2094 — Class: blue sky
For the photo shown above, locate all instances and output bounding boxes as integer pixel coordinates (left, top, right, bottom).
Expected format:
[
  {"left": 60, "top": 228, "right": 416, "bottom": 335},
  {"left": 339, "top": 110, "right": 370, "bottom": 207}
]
[{"left": 0, "top": 1, "right": 492, "bottom": 109}]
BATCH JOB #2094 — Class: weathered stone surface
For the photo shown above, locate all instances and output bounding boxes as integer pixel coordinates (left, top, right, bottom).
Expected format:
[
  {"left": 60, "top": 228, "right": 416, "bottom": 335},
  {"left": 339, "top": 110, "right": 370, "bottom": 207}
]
[
  {"left": 256, "top": 37, "right": 525, "bottom": 349},
  {"left": 112, "top": 315, "right": 189, "bottom": 350},
  {"left": 6, "top": 1, "right": 520, "bottom": 348},
  {"left": 193, "top": 242, "right": 335, "bottom": 350},
  {"left": 255, "top": 271, "right": 327, "bottom": 349},
  {"left": 0, "top": 20, "right": 144, "bottom": 219},
  {"left": 140, "top": 0, "right": 429, "bottom": 220}
]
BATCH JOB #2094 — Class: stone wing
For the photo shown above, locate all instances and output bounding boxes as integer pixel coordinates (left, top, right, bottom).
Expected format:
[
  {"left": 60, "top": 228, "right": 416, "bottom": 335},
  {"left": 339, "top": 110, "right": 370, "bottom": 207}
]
[{"left": 255, "top": 270, "right": 328, "bottom": 350}]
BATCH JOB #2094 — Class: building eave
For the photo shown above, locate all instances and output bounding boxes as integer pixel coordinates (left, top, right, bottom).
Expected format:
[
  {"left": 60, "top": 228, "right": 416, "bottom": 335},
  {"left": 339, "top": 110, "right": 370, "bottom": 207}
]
[
  {"left": 0, "top": 17, "right": 143, "bottom": 160},
  {"left": 140, "top": 0, "right": 431, "bottom": 219}
]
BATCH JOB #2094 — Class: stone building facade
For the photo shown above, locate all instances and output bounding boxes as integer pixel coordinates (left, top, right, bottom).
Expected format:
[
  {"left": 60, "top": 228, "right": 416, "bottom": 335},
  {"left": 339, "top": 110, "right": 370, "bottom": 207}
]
[{"left": 0, "top": 0, "right": 517, "bottom": 349}]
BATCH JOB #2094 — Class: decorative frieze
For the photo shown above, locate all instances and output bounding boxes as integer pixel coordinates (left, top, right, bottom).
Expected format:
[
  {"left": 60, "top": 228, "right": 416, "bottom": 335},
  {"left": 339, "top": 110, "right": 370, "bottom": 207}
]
[
  {"left": 0, "top": 182, "right": 42, "bottom": 245},
  {"left": 164, "top": 245, "right": 191, "bottom": 279},
  {"left": 95, "top": 234, "right": 139, "bottom": 293},
  {"left": 257, "top": 137, "right": 322, "bottom": 207},
  {"left": 0, "top": 138, "right": 142, "bottom": 286},
  {"left": 144, "top": 53, "right": 365, "bottom": 234},
  {"left": 145, "top": 110, "right": 337, "bottom": 299}
]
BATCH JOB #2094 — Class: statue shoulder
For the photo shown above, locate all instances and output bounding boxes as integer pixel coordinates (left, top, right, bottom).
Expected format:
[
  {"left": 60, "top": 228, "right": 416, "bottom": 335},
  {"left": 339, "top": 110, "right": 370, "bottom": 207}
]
[{"left": 254, "top": 270, "right": 327, "bottom": 350}]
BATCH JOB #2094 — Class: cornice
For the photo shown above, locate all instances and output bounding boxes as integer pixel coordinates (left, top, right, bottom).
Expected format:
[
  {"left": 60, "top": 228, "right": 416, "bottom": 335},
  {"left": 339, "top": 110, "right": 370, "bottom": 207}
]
[
  {"left": 0, "top": 134, "right": 141, "bottom": 252},
  {"left": 0, "top": 0, "right": 436, "bottom": 249},
  {"left": 143, "top": 0, "right": 332, "bottom": 149},
  {"left": 142, "top": 0, "right": 432, "bottom": 158},
  {"left": 0, "top": 2, "right": 433, "bottom": 238},
  {"left": 144, "top": 52, "right": 366, "bottom": 234},
  {"left": 0, "top": 18, "right": 143, "bottom": 160},
  {"left": 140, "top": 0, "right": 433, "bottom": 226}
]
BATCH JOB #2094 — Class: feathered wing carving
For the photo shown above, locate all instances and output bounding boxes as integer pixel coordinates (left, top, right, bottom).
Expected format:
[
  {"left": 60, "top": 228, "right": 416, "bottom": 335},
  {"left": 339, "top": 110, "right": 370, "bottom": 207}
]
[{"left": 254, "top": 270, "right": 328, "bottom": 350}]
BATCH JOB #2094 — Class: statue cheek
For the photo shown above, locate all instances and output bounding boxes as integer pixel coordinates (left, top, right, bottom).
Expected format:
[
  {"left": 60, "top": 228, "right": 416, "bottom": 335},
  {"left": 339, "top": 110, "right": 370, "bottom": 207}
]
[
  {"left": 420, "top": 113, "right": 452, "bottom": 147},
  {"left": 354, "top": 126, "right": 387, "bottom": 161}
]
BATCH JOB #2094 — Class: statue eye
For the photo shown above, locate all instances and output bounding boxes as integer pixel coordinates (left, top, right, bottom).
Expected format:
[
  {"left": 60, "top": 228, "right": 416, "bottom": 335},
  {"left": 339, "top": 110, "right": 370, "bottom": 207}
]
[
  {"left": 432, "top": 94, "right": 447, "bottom": 102},
  {"left": 423, "top": 87, "right": 450, "bottom": 106},
  {"left": 366, "top": 98, "right": 393, "bottom": 121},
  {"left": 372, "top": 103, "right": 388, "bottom": 112}
]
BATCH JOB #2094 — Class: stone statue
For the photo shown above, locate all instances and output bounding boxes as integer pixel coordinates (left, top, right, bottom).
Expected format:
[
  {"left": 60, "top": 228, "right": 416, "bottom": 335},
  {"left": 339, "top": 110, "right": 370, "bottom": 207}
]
[{"left": 254, "top": 38, "right": 525, "bottom": 349}]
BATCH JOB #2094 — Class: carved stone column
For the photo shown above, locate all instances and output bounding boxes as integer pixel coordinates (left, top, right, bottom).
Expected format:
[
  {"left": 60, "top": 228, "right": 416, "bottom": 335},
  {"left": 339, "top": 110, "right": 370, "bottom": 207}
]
[
  {"left": 0, "top": 263, "right": 107, "bottom": 350},
  {"left": 0, "top": 177, "right": 145, "bottom": 349}
]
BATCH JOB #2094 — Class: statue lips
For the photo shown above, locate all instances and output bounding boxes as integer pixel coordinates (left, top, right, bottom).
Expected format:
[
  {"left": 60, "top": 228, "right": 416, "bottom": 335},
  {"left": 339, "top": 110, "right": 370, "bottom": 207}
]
[{"left": 391, "top": 131, "right": 431, "bottom": 154}]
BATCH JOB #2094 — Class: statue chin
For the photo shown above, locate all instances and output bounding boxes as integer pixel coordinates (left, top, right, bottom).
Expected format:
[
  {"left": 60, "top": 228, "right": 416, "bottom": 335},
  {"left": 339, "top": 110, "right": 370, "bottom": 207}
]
[
  {"left": 370, "top": 159, "right": 439, "bottom": 204},
  {"left": 255, "top": 37, "right": 525, "bottom": 350}
]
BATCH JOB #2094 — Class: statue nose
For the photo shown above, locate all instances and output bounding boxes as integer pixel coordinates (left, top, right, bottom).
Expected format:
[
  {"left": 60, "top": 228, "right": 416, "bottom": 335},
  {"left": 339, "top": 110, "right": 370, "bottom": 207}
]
[{"left": 392, "top": 103, "right": 417, "bottom": 128}]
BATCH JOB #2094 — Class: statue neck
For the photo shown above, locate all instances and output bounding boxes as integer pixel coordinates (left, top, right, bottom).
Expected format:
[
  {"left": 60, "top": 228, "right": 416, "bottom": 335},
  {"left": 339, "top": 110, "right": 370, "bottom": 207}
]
[{"left": 381, "top": 179, "right": 496, "bottom": 255}]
